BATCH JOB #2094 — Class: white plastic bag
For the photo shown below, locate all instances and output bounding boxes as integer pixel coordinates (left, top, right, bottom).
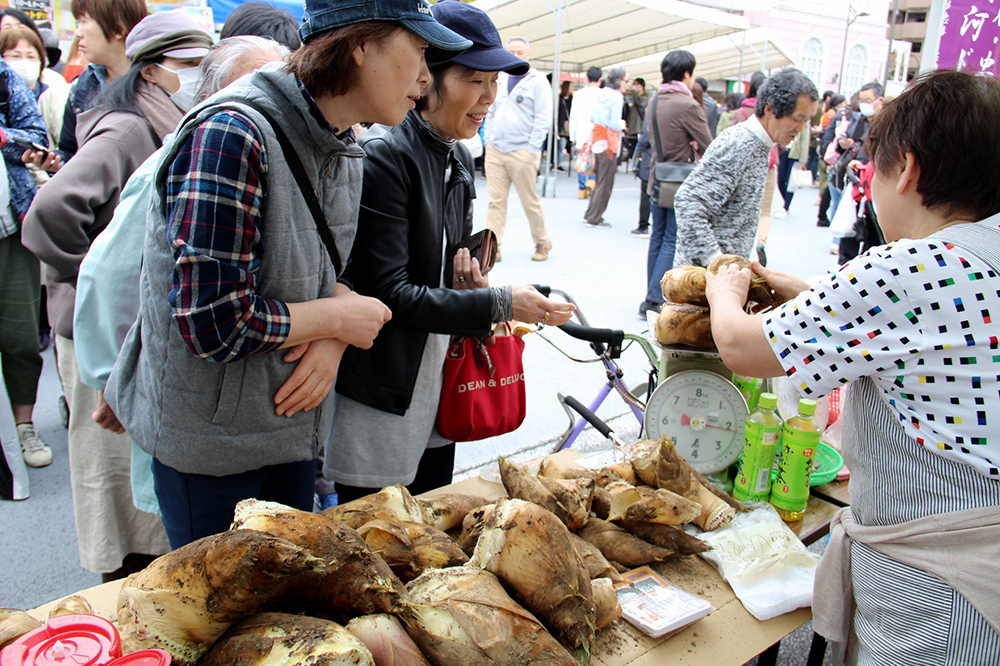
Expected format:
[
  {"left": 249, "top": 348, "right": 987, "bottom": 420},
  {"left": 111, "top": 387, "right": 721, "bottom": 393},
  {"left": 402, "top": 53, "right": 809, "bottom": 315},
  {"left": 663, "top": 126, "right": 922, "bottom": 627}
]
[
  {"left": 698, "top": 504, "right": 817, "bottom": 620},
  {"left": 830, "top": 193, "right": 857, "bottom": 239}
]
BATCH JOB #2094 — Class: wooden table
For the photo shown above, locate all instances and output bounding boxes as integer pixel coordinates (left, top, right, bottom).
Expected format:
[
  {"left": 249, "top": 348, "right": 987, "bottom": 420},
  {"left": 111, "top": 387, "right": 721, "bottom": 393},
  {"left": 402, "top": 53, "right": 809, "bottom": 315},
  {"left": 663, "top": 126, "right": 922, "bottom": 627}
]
[{"left": 28, "top": 459, "right": 843, "bottom": 666}]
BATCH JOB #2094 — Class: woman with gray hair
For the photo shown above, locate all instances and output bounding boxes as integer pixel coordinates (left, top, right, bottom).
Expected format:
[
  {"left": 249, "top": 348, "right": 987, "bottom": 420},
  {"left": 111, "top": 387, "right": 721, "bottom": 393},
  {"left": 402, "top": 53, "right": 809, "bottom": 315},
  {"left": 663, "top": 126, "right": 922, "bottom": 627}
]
[
  {"left": 195, "top": 35, "right": 290, "bottom": 102},
  {"left": 673, "top": 68, "right": 818, "bottom": 267},
  {"left": 583, "top": 67, "right": 628, "bottom": 227}
]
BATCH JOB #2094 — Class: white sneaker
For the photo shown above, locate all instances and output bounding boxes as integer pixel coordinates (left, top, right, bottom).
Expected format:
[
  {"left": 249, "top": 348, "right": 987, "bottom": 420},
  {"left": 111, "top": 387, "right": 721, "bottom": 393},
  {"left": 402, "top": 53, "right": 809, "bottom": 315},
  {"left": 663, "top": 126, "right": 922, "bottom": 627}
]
[
  {"left": 17, "top": 423, "right": 52, "bottom": 468},
  {"left": 774, "top": 208, "right": 789, "bottom": 219}
]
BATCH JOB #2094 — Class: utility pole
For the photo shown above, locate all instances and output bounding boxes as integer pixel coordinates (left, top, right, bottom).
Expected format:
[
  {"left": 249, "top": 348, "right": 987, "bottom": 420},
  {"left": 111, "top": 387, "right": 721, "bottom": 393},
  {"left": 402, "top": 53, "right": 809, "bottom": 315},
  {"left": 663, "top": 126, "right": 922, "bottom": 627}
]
[{"left": 838, "top": 2, "right": 870, "bottom": 95}]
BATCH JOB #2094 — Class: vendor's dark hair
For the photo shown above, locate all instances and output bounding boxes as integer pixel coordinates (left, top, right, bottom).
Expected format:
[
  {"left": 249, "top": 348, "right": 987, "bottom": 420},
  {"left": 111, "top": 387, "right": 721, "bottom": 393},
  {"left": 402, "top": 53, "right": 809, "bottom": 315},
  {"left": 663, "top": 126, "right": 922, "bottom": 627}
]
[
  {"left": 92, "top": 57, "right": 161, "bottom": 116},
  {"left": 866, "top": 69, "right": 1000, "bottom": 221},
  {"left": 586, "top": 66, "right": 601, "bottom": 83},
  {"left": 660, "top": 49, "right": 695, "bottom": 83},
  {"left": 755, "top": 67, "right": 818, "bottom": 118},
  {"left": 221, "top": 2, "right": 301, "bottom": 51}
]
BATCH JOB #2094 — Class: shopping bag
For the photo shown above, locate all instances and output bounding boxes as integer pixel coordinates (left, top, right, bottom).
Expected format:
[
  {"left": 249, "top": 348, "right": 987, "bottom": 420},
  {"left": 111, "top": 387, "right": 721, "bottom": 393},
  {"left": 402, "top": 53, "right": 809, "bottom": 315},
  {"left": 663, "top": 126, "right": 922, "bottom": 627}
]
[
  {"left": 573, "top": 142, "right": 595, "bottom": 176},
  {"left": 436, "top": 323, "right": 526, "bottom": 442},
  {"left": 829, "top": 194, "right": 857, "bottom": 239},
  {"left": 788, "top": 169, "right": 814, "bottom": 190}
]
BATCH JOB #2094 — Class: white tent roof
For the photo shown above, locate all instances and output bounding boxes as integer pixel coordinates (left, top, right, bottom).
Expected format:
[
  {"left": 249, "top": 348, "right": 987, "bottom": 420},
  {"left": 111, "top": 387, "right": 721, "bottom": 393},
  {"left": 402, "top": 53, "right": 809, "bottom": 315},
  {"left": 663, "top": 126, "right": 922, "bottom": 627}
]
[
  {"left": 607, "top": 27, "right": 794, "bottom": 83},
  {"left": 471, "top": 0, "right": 750, "bottom": 70}
]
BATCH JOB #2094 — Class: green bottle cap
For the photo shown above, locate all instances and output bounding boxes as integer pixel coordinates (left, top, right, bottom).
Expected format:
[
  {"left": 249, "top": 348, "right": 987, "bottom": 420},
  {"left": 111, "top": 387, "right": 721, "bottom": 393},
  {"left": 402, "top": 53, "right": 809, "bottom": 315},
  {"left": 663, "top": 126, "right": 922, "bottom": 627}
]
[
  {"left": 797, "top": 399, "right": 817, "bottom": 417},
  {"left": 758, "top": 392, "right": 777, "bottom": 410}
]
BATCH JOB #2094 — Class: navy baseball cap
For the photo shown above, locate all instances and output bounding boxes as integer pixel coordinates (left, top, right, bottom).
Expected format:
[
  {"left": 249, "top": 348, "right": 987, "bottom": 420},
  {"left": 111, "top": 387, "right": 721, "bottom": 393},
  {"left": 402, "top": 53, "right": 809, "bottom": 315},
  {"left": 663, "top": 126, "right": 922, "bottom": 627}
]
[
  {"left": 299, "top": 0, "right": 472, "bottom": 54},
  {"left": 428, "top": 1, "right": 529, "bottom": 74}
]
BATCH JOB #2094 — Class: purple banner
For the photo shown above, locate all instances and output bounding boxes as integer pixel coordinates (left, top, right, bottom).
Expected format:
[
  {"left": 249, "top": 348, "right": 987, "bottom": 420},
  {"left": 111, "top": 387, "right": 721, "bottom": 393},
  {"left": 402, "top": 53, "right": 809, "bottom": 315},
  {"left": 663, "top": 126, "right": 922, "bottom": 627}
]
[{"left": 935, "top": 0, "right": 1000, "bottom": 76}]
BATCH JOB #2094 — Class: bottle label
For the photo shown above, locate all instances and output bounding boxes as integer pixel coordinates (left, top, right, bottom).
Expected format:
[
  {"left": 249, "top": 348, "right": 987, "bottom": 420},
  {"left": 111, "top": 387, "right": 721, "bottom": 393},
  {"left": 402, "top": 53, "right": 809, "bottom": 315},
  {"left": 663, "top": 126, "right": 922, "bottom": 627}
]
[
  {"left": 734, "top": 422, "right": 781, "bottom": 502},
  {"left": 733, "top": 374, "right": 763, "bottom": 411},
  {"left": 771, "top": 425, "right": 820, "bottom": 513}
]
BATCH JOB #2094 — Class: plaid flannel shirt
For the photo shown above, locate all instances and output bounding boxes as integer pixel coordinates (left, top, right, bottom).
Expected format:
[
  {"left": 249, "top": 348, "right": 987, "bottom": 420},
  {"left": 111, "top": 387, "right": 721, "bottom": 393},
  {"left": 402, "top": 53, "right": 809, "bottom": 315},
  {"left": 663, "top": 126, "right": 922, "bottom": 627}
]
[{"left": 165, "top": 109, "right": 291, "bottom": 362}]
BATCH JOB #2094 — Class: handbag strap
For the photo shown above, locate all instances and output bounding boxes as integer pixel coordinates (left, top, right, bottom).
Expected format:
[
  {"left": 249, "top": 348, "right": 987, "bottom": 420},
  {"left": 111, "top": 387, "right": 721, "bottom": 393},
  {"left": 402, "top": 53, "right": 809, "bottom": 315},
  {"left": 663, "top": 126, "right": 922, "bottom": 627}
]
[
  {"left": 649, "top": 93, "right": 664, "bottom": 164},
  {"left": 238, "top": 100, "right": 342, "bottom": 276}
]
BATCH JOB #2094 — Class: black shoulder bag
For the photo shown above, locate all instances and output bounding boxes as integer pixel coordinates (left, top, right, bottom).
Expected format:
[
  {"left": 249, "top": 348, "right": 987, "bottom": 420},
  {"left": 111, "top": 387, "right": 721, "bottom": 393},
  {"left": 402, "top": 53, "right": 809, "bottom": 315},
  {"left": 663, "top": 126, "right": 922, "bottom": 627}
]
[
  {"left": 649, "top": 93, "right": 699, "bottom": 209},
  {"left": 238, "top": 100, "right": 343, "bottom": 275}
]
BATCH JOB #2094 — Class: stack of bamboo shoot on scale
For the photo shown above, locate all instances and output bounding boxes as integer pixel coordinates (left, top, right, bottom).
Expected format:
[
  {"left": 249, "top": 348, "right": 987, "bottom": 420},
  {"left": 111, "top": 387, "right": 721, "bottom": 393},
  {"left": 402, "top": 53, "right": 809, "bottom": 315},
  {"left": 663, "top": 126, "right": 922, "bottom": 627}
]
[{"left": 655, "top": 254, "right": 776, "bottom": 348}]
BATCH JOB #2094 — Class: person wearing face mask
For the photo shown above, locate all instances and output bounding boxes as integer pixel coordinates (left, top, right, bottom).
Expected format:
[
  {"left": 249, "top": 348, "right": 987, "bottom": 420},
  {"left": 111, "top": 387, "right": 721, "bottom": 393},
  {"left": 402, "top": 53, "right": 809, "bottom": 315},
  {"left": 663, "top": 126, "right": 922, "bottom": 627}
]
[
  {"left": 326, "top": 1, "right": 574, "bottom": 505},
  {"left": 837, "top": 80, "right": 885, "bottom": 264},
  {"left": 20, "top": 10, "right": 212, "bottom": 581},
  {"left": 0, "top": 27, "right": 48, "bottom": 100},
  {"left": 104, "top": 0, "right": 472, "bottom": 549}
]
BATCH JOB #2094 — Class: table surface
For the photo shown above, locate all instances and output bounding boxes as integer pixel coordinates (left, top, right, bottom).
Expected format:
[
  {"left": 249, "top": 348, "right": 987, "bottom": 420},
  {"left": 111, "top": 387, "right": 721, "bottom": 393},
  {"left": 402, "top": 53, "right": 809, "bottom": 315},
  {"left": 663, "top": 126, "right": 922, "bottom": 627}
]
[{"left": 29, "top": 454, "right": 843, "bottom": 666}]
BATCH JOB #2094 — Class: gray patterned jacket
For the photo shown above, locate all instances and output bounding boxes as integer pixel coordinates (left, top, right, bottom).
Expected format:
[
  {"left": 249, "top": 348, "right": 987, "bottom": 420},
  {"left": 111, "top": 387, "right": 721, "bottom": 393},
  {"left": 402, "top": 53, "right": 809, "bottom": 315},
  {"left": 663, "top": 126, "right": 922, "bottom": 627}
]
[{"left": 673, "top": 116, "right": 772, "bottom": 267}]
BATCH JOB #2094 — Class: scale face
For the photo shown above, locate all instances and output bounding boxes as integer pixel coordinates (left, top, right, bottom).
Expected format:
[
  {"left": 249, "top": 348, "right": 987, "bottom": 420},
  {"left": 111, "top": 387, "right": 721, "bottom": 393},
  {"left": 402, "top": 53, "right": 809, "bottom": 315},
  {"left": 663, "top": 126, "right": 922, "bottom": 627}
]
[{"left": 644, "top": 367, "right": 748, "bottom": 474}]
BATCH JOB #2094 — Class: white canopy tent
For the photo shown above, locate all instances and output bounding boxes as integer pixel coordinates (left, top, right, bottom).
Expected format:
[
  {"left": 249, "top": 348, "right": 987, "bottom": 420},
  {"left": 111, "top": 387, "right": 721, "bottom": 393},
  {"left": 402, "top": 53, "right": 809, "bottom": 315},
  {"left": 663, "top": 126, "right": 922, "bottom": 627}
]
[
  {"left": 606, "top": 28, "right": 794, "bottom": 86},
  {"left": 471, "top": 0, "right": 750, "bottom": 71}
]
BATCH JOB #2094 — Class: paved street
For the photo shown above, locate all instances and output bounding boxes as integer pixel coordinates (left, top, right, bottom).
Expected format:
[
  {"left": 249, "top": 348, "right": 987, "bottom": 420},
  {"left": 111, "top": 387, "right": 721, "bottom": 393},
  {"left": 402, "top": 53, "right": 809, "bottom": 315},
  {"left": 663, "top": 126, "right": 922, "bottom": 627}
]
[{"left": 0, "top": 160, "right": 837, "bottom": 664}]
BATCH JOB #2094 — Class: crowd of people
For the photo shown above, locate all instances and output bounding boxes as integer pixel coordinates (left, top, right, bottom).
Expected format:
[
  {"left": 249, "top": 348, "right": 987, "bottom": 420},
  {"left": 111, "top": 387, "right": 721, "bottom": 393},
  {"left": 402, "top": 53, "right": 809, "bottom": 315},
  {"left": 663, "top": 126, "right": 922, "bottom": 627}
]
[{"left": 0, "top": 0, "right": 997, "bottom": 661}]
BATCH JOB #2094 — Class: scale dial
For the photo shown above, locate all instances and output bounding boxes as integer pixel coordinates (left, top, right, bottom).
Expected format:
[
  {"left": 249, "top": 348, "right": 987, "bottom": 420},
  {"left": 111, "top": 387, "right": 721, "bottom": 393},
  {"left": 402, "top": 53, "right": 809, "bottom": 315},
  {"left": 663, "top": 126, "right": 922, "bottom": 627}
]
[{"left": 644, "top": 369, "right": 749, "bottom": 473}]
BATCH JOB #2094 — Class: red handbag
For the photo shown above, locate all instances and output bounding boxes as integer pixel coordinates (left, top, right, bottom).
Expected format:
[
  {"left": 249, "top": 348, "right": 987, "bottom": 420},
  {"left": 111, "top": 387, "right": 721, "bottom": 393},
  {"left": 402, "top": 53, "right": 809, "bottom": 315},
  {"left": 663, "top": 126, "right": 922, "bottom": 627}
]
[{"left": 436, "top": 324, "right": 526, "bottom": 442}]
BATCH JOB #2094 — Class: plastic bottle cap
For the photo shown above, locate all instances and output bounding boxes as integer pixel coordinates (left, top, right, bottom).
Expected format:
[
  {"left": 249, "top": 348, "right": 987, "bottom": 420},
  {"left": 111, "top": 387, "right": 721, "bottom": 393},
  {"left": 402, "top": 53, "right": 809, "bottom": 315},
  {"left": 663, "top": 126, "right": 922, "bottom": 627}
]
[
  {"left": 0, "top": 615, "right": 121, "bottom": 666},
  {"left": 107, "top": 651, "right": 172, "bottom": 666},
  {"left": 797, "top": 399, "right": 817, "bottom": 417},
  {"left": 758, "top": 392, "right": 777, "bottom": 410}
]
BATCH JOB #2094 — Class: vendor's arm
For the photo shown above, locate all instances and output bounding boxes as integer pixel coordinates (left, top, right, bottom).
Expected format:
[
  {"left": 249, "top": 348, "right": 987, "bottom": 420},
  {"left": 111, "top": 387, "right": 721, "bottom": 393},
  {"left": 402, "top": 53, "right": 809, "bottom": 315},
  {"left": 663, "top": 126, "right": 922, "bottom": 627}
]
[
  {"left": 705, "top": 264, "right": 784, "bottom": 378},
  {"left": 167, "top": 111, "right": 389, "bottom": 362}
]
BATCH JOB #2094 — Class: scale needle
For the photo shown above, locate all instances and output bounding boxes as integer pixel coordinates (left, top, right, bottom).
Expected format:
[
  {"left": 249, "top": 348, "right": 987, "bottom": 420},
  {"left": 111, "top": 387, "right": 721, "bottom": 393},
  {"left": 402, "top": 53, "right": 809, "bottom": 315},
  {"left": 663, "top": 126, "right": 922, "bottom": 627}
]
[{"left": 680, "top": 414, "right": 737, "bottom": 433}]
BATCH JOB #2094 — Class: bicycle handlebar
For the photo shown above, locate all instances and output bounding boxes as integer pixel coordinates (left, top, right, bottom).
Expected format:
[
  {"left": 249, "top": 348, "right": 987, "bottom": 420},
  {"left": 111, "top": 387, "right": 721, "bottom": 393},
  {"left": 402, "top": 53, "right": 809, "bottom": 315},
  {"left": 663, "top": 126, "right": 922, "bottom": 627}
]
[{"left": 557, "top": 321, "right": 623, "bottom": 346}]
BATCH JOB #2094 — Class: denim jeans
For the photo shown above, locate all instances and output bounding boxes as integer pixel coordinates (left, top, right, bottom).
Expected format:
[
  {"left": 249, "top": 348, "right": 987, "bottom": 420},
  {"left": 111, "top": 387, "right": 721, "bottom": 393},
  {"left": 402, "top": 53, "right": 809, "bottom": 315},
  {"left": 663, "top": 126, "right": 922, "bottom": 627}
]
[
  {"left": 828, "top": 183, "right": 844, "bottom": 220},
  {"left": 646, "top": 205, "right": 677, "bottom": 303},
  {"left": 153, "top": 457, "right": 316, "bottom": 549}
]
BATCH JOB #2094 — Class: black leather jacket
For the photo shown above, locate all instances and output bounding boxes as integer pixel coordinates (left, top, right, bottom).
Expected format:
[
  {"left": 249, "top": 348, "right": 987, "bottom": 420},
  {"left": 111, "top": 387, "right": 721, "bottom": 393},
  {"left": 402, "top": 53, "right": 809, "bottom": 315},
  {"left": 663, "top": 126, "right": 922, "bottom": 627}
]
[{"left": 335, "top": 111, "right": 493, "bottom": 415}]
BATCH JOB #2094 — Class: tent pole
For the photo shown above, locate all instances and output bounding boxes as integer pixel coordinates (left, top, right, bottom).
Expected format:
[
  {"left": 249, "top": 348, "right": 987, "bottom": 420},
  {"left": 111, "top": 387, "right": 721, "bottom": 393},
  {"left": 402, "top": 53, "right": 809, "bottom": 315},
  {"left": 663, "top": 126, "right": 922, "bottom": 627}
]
[{"left": 545, "top": 0, "right": 563, "bottom": 197}]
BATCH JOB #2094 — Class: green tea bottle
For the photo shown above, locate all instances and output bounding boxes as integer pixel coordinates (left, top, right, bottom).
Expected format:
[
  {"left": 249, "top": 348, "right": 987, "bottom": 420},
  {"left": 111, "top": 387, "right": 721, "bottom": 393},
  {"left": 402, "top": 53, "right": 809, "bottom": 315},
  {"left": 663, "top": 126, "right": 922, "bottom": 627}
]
[
  {"left": 733, "top": 392, "right": 783, "bottom": 503},
  {"left": 771, "top": 398, "right": 821, "bottom": 521},
  {"left": 733, "top": 374, "right": 764, "bottom": 411}
]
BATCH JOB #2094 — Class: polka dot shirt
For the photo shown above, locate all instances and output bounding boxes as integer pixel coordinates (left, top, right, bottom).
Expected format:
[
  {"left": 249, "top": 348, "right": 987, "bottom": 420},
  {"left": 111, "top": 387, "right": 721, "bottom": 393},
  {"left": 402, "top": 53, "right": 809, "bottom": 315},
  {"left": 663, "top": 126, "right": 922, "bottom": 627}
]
[{"left": 763, "top": 236, "right": 1000, "bottom": 480}]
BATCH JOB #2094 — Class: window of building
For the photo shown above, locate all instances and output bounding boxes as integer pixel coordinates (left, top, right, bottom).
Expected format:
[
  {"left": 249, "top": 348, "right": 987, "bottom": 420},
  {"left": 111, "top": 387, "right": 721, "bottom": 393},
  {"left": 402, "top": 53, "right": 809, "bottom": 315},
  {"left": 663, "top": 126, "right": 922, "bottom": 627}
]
[
  {"left": 799, "top": 37, "right": 825, "bottom": 87},
  {"left": 907, "top": 11, "right": 927, "bottom": 22},
  {"left": 911, "top": 41, "right": 922, "bottom": 53},
  {"left": 843, "top": 44, "right": 868, "bottom": 94}
]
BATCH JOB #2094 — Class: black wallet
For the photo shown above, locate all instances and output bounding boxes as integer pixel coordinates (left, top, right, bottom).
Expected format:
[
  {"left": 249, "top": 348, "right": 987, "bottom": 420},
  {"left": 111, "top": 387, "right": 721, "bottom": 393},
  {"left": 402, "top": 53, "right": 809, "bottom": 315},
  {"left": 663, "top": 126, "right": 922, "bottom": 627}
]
[{"left": 452, "top": 228, "right": 498, "bottom": 275}]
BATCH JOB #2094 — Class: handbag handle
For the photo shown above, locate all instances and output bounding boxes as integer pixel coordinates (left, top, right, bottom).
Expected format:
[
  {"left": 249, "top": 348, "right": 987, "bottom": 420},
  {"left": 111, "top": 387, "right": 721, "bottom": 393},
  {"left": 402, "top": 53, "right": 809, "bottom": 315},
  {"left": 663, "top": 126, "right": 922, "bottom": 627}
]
[{"left": 237, "top": 100, "right": 343, "bottom": 276}]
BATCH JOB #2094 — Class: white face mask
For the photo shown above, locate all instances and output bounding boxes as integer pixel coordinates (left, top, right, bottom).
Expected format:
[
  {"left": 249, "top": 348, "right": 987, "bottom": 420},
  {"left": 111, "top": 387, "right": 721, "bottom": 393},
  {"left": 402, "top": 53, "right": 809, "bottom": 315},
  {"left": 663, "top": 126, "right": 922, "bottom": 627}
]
[
  {"left": 157, "top": 63, "right": 201, "bottom": 112},
  {"left": 859, "top": 101, "right": 876, "bottom": 118},
  {"left": 6, "top": 59, "right": 40, "bottom": 86}
]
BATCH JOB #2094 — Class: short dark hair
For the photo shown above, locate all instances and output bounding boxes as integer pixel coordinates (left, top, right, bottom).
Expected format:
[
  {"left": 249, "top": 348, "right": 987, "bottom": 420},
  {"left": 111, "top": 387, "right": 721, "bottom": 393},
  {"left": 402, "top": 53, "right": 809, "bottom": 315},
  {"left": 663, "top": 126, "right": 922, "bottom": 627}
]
[
  {"left": 0, "top": 8, "right": 42, "bottom": 41},
  {"left": 822, "top": 89, "right": 834, "bottom": 101},
  {"left": 722, "top": 91, "right": 744, "bottom": 111},
  {"left": 633, "top": 77, "right": 645, "bottom": 89},
  {"left": 859, "top": 80, "right": 884, "bottom": 98},
  {"left": 827, "top": 93, "right": 845, "bottom": 109},
  {"left": 586, "top": 66, "right": 601, "bottom": 83},
  {"left": 695, "top": 77, "right": 709, "bottom": 92},
  {"left": 867, "top": 69, "right": 1000, "bottom": 221},
  {"left": 288, "top": 22, "right": 401, "bottom": 99},
  {"left": 221, "top": 2, "right": 301, "bottom": 51},
  {"left": 660, "top": 49, "right": 695, "bottom": 84},
  {"left": 755, "top": 67, "right": 818, "bottom": 118},
  {"left": 71, "top": 0, "right": 147, "bottom": 41}
]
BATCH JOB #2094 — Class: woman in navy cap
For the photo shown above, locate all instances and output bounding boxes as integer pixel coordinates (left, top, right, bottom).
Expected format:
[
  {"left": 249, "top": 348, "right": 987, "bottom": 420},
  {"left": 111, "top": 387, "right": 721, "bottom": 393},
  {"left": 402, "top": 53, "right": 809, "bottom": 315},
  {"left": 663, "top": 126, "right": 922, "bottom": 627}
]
[
  {"left": 104, "top": 0, "right": 472, "bottom": 548},
  {"left": 326, "top": 1, "right": 575, "bottom": 504}
]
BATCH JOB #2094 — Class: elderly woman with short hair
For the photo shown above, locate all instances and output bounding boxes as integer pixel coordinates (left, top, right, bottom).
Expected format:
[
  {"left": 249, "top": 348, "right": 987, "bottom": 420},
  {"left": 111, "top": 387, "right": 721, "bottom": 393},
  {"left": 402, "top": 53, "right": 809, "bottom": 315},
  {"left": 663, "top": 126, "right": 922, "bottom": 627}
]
[
  {"left": 673, "top": 68, "right": 818, "bottom": 268},
  {"left": 706, "top": 69, "right": 1000, "bottom": 664}
]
